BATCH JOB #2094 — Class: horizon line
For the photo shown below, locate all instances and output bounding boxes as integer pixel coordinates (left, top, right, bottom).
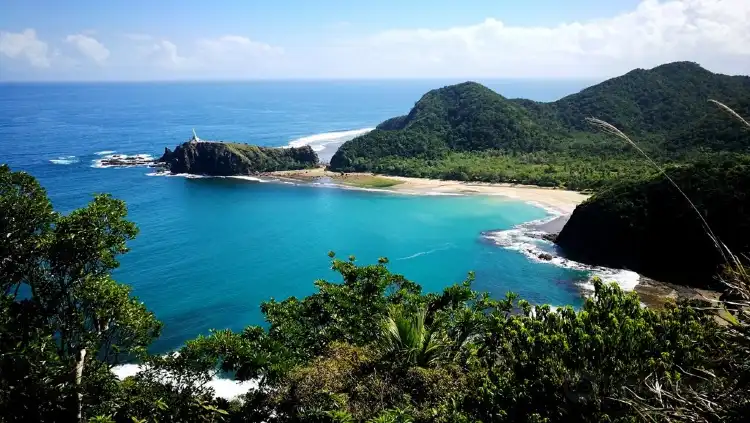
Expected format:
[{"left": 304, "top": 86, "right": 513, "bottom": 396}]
[{"left": 0, "top": 76, "right": 602, "bottom": 84}]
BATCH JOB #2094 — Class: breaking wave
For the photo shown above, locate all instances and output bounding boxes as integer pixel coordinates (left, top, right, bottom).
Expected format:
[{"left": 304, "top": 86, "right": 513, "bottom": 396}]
[
  {"left": 483, "top": 216, "right": 640, "bottom": 293},
  {"left": 49, "top": 155, "right": 79, "bottom": 165},
  {"left": 94, "top": 150, "right": 116, "bottom": 156},
  {"left": 111, "top": 361, "right": 257, "bottom": 400},
  {"left": 287, "top": 128, "right": 374, "bottom": 152}
]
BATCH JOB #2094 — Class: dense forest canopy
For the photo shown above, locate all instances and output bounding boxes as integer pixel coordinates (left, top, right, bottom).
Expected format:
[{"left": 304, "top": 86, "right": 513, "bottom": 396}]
[
  {"left": 330, "top": 62, "right": 750, "bottom": 189},
  {"left": 556, "top": 155, "right": 750, "bottom": 288}
]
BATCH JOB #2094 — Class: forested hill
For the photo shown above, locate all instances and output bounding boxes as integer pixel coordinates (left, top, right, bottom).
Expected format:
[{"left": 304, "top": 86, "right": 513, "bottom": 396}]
[
  {"left": 542, "top": 61, "right": 750, "bottom": 134},
  {"left": 556, "top": 155, "right": 750, "bottom": 288},
  {"left": 330, "top": 62, "right": 750, "bottom": 189}
]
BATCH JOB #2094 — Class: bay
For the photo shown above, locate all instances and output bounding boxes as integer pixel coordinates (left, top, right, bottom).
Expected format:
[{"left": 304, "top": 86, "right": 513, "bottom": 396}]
[{"left": 0, "top": 80, "right": 592, "bottom": 352}]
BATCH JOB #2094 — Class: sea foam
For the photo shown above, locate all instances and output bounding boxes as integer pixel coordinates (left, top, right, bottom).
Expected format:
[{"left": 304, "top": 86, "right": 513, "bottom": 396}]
[
  {"left": 287, "top": 128, "right": 374, "bottom": 152},
  {"left": 111, "top": 361, "right": 257, "bottom": 400},
  {"left": 49, "top": 155, "right": 79, "bottom": 165},
  {"left": 483, "top": 215, "right": 640, "bottom": 293},
  {"left": 145, "top": 172, "right": 267, "bottom": 182}
]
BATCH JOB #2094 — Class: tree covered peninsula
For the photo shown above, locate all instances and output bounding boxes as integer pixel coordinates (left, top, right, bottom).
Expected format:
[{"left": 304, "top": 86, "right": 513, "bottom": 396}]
[
  {"left": 330, "top": 62, "right": 749, "bottom": 190},
  {"left": 159, "top": 138, "right": 319, "bottom": 176}
]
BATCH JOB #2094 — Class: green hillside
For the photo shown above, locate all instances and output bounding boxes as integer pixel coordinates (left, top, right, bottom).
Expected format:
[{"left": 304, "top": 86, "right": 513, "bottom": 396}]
[
  {"left": 556, "top": 155, "right": 750, "bottom": 288},
  {"left": 330, "top": 62, "right": 750, "bottom": 189}
]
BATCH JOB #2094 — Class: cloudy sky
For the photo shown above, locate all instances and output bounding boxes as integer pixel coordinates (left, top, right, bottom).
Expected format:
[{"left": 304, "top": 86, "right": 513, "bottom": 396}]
[{"left": 1, "top": 0, "right": 748, "bottom": 81}]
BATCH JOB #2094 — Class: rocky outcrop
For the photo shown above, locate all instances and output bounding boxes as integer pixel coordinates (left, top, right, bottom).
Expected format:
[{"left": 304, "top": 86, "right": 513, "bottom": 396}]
[
  {"left": 537, "top": 253, "right": 553, "bottom": 261},
  {"left": 99, "top": 154, "right": 164, "bottom": 168},
  {"left": 158, "top": 141, "right": 319, "bottom": 176}
]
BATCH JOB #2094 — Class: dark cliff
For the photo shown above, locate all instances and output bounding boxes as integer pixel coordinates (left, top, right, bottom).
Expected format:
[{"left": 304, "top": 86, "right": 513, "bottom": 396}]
[
  {"left": 555, "top": 156, "right": 750, "bottom": 289},
  {"left": 159, "top": 142, "right": 319, "bottom": 176}
]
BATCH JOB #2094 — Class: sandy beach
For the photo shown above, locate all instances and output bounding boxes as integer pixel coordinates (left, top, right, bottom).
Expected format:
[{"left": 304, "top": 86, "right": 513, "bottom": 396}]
[{"left": 269, "top": 167, "right": 589, "bottom": 214}]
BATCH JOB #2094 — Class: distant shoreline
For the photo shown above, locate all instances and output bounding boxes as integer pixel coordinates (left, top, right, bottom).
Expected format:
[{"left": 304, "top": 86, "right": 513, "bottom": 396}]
[{"left": 266, "top": 167, "right": 589, "bottom": 215}]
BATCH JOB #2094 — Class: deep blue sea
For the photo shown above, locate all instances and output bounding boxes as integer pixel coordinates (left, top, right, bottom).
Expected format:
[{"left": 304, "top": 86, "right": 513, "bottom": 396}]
[{"left": 0, "top": 80, "right": 603, "bottom": 353}]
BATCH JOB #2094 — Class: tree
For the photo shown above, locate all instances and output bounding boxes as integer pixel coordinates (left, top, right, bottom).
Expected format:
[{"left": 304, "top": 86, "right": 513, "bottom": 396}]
[
  {"left": 379, "top": 305, "right": 448, "bottom": 368},
  {"left": 0, "top": 165, "right": 162, "bottom": 422}
]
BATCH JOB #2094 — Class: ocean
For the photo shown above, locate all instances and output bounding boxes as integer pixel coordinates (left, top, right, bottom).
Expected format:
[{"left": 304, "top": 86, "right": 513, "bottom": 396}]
[{"left": 0, "top": 79, "right": 630, "bottom": 357}]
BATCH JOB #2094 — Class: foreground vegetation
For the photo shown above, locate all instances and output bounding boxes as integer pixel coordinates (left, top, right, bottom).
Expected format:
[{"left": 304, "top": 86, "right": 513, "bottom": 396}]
[
  {"left": 1, "top": 163, "right": 749, "bottom": 422},
  {"left": 330, "top": 62, "right": 750, "bottom": 189}
]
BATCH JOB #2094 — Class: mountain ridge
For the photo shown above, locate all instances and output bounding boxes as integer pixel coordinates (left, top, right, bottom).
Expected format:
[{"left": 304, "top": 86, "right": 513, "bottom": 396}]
[{"left": 330, "top": 61, "right": 750, "bottom": 189}]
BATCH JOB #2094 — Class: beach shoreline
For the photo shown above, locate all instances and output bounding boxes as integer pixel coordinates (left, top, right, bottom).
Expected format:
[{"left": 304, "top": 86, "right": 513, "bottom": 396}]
[
  {"left": 265, "top": 168, "right": 727, "bottom": 307},
  {"left": 267, "top": 167, "right": 589, "bottom": 215}
]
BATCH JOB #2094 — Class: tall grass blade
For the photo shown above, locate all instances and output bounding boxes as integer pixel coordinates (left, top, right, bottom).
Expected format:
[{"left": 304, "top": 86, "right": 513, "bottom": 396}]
[{"left": 585, "top": 117, "right": 727, "bottom": 262}]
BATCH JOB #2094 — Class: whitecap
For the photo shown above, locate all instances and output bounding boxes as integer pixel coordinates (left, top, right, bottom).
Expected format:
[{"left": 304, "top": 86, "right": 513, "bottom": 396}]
[
  {"left": 226, "top": 175, "right": 267, "bottom": 183},
  {"left": 397, "top": 243, "right": 454, "bottom": 261},
  {"left": 49, "top": 155, "right": 79, "bottom": 165},
  {"left": 287, "top": 128, "right": 374, "bottom": 152},
  {"left": 483, "top": 217, "right": 641, "bottom": 293},
  {"left": 94, "top": 150, "right": 116, "bottom": 156},
  {"left": 111, "top": 361, "right": 257, "bottom": 400}
]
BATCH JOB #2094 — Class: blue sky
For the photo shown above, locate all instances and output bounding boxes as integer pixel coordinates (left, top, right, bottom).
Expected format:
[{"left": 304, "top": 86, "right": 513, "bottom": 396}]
[{"left": 1, "top": 0, "right": 748, "bottom": 81}]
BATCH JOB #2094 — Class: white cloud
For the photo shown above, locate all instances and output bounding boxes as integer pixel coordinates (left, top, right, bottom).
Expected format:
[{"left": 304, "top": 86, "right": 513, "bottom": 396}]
[
  {"left": 0, "top": 29, "right": 52, "bottom": 68},
  {"left": 143, "top": 39, "right": 186, "bottom": 67},
  {"left": 338, "top": 0, "right": 750, "bottom": 78},
  {"left": 66, "top": 34, "right": 110, "bottom": 64},
  {"left": 194, "top": 35, "right": 282, "bottom": 64},
  {"left": 130, "top": 34, "right": 281, "bottom": 73},
  {"left": 2, "top": 0, "right": 748, "bottom": 80}
]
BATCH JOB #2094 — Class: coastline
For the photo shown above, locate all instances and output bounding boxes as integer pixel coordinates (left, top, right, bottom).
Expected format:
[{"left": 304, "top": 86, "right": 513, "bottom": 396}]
[
  {"left": 266, "top": 167, "right": 727, "bottom": 308},
  {"left": 267, "top": 167, "right": 589, "bottom": 215}
]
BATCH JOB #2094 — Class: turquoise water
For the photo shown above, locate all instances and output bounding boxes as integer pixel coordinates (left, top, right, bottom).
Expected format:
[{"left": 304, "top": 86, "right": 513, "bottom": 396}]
[{"left": 0, "top": 81, "right": 590, "bottom": 353}]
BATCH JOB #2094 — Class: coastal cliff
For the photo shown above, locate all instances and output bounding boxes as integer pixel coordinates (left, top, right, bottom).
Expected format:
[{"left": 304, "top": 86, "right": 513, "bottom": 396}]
[
  {"left": 158, "top": 141, "right": 319, "bottom": 176},
  {"left": 555, "top": 156, "right": 750, "bottom": 289}
]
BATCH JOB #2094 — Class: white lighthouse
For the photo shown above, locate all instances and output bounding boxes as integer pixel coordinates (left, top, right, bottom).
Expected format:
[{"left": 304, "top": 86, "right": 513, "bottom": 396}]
[{"left": 189, "top": 128, "right": 201, "bottom": 144}]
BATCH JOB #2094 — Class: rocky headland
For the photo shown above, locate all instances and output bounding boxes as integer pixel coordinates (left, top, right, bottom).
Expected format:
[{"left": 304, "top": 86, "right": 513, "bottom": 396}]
[{"left": 157, "top": 138, "right": 319, "bottom": 176}]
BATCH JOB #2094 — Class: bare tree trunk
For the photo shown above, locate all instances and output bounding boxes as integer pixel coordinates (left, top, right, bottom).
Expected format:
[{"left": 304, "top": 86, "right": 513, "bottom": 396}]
[{"left": 75, "top": 348, "right": 87, "bottom": 422}]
